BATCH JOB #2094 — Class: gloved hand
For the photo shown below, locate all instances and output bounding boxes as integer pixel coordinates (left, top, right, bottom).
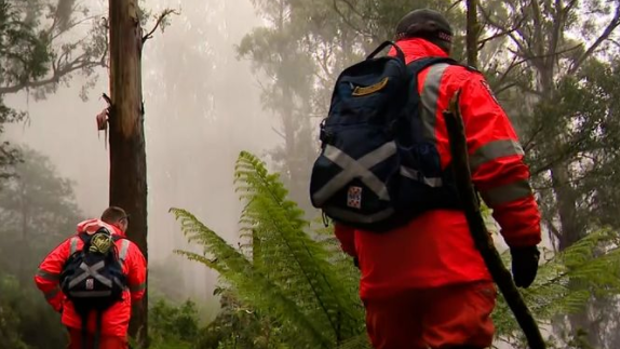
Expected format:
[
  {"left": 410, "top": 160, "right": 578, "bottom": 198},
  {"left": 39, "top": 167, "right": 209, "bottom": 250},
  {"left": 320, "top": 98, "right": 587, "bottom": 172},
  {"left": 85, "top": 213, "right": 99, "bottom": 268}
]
[{"left": 510, "top": 246, "right": 540, "bottom": 288}]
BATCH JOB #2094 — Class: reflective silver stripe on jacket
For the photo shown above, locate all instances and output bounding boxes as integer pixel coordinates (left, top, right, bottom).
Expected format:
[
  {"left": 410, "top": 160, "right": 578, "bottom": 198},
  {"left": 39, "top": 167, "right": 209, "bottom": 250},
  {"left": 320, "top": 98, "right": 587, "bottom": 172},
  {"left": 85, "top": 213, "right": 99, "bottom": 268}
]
[
  {"left": 129, "top": 282, "right": 147, "bottom": 293},
  {"left": 402, "top": 63, "right": 449, "bottom": 188},
  {"left": 420, "top": 63, "right": 450, "bottom": 143},
  {"left": 481, "top": 180, "right": 533, "bottom": 207},
  {"left": 469, "top": 139, "right": 524, "bottom": 171},
  {"left": 118, "top": 239, "right": 130, "bottom": 267},
  {"left": 45, "top": 286, "right": 61, "bottom": 300},
  {"left": 37, "top": 269, "right": 60, "bottom": 281},
  {"left": 69, "top": 237, "right": 79, "bottom": 255}
]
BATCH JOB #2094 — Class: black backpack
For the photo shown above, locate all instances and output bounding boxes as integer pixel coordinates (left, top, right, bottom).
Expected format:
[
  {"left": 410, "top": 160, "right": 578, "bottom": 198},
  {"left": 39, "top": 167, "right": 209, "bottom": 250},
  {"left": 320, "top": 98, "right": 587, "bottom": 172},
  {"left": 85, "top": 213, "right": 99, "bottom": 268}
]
[
  {"left": 60, "top": 227, "right": 128, "bottom": 349},
  {"left": 309, "top": 41, "right": 463, "bottom": 232}
]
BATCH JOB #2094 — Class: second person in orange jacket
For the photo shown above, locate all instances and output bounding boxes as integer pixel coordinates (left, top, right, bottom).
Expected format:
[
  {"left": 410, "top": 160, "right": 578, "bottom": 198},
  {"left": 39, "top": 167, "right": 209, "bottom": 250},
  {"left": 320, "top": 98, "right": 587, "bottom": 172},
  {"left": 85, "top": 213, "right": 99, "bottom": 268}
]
[
  {"left": 35, "top": 206, "right": 147, "bottom": 349},
  {"left": 334, "top": 9, "right": 542, "bottom": 349}
]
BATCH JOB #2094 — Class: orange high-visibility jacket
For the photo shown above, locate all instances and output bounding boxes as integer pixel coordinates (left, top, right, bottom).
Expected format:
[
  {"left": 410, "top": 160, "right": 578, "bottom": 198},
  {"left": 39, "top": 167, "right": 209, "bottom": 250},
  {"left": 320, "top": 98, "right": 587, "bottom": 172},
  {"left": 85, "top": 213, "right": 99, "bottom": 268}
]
[
  {"left": 335, "top": 38, "right": 541, "bottom": 300},
  {"left": 34, "top": 219, "right": 147, "bottom": 337}
]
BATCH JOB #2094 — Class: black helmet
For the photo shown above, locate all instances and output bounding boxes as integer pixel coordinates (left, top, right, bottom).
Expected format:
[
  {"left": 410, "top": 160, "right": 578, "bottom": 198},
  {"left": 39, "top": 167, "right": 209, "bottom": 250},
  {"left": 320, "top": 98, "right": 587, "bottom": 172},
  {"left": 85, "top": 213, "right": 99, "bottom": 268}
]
[{"left": 395, "top": 9, "right": 453, "bottom": 53}]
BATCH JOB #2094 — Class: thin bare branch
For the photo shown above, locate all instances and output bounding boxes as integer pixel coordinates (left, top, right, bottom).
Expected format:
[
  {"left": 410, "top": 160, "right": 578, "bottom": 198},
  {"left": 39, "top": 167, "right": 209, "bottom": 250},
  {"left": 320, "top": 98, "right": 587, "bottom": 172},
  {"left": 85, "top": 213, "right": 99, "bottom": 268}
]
[
  {"left": 507, "top": 43, "right": 582, "bottom": 65},
  {"left": 568, "top": 4, "right": 620, "bottom": 74},
  {"left": 0, "top": 55, "right": 104, "bottom": 94},
  {"left": 529, "top": 0, "right": 546, "bottom": 60},
  {"left": 332, "top": 0, "right": 380, "bottom": 42},
  {"left": 477, "top": 15, "right": 526, "bottom": 50},
  {"left": 545, "top": 217, "right": 562, "bottom": 240},
  {"left": 495, "top": 55, "right": 522, "bottom": 85},
  {"left": 547, "top": 0, "right": 566, "bottom": 71},
  {"left": 271, "top": 126, "right": 286, "bottom": 140},
  {"left": 447, "top": 0, "right": 463, "bottom": 12},
  {"left": 337, "top": 0, "right": 379, "bottom": 22},
  {"left": 479, "top": 4, "right": 531, "bottom": 58},
  {"left": 522, "top": 123, "right": 545, "bottom": 153},
  {"left": 50, "top": 14, "right": 102, "bottom": 41},
  {"left": 564, "top": 0, "right": 579, "bottom": 16},
  {"left": 142, "top": 9, "right": 180, "bottom": 44},
  {"left": 494, "top": 82, "right": 519, "bottom": 95}
]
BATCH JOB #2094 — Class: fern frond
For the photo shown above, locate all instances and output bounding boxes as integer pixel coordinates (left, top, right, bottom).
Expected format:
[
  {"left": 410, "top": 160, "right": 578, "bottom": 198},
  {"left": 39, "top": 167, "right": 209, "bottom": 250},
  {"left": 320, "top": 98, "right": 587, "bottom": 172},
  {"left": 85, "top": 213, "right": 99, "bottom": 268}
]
[
  {"left": 233, "top": 152, "right": 365, "bottom": 341},
  {"left": 494, "top": 229, "right": 620, "bottom": 343},
  {"left": 169, "top": 207, "right": 332, "bottom": 348}
]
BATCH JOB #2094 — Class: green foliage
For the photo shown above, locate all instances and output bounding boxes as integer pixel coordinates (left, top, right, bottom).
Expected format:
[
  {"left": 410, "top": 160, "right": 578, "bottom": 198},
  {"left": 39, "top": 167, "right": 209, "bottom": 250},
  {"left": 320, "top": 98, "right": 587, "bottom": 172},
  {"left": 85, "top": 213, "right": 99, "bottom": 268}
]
[
  {"left": 151, "top": 299, "right": 200, "bottom": 342},
  {"left": 0, "top": 0, "right": 108, "bottom": 185},
  {"left": 170, "top": 151, "right": 620, "bottom": 348},
  {"left": 0, "top": 145, "right": 82, "bottom": 283},
  {"left": 529, "top": 59, "right": 620, "bottom": 231},
  {"left": 146, "top": 298, "right": 201, "bottom": 349},
  {"left": 0, "top": 0, "right": 48, "bottom": 179},
  {"left": 171, "top": 151, "right": 366, "bottom": 349},
  {"left": 0, "top": 0, "right": 50, "bottom": 92},
  {"left": 196, "top": 288, "right": 272, "bottom": 349},
  {"left": 493, "top": 229, "right": 620, "bottom": 347},
  {"left": 0, "top": 275, "right": 30, "bottom": 349},
  {"left": 0, "top": 272, "right": 67, "bottom": 349},
  {"left": 0, "top": 147, "right": 82, "bottom": 349},
  {"left": 1, "top": 0, "right": 108, "bottom": 100}
]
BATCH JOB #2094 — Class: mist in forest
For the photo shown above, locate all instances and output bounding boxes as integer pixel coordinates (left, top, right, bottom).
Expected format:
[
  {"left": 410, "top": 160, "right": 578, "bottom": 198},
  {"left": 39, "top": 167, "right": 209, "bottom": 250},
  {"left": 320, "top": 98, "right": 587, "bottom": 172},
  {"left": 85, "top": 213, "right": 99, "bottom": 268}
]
[{"left": 4, "top": 0, "right": 278, "bottom": 307}]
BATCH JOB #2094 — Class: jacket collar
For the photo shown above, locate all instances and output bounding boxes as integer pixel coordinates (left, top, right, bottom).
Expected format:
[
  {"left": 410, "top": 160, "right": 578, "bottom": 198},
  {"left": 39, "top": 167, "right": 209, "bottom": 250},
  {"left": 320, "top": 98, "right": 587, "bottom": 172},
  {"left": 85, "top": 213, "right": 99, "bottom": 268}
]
[
  {"left": 76, "top": 218, "right": 126, "bottom": 238},
  {"left": 388, "top": 38, "right": 449, "bottom": 64}
]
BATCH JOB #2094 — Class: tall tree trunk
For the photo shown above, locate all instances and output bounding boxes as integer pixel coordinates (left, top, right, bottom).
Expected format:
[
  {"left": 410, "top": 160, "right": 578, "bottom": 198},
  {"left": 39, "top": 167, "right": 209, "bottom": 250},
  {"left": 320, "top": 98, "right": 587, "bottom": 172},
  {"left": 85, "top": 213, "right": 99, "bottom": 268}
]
[
  {"left": 108, "top": 0, "right": 148, "bottom": 346},
  {"left": 466, "top": 0, "right": 479, "bottom": 68},
  {"left": 552, "top": 166, "right": 582, "bottom": 250},
  {"left": 20, "top": 185, "right": 28, "bottom": 282}
]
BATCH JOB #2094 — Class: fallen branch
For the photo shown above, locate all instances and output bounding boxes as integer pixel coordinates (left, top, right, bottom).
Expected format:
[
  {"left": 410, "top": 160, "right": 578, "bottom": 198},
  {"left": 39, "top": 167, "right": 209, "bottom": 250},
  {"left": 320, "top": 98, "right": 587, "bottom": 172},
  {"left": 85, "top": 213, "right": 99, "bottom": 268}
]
[{"left": 443, "top": 91, "right": 546, "bottom": 349}]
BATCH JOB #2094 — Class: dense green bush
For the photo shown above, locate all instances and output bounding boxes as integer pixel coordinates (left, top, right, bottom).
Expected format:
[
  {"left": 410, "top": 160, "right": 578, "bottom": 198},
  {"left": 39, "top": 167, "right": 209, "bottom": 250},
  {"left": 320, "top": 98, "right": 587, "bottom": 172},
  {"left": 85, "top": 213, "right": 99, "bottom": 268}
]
[
  {"left": 0, "top": 273, "right": 67, "bottom": 349},
  {"left": 149, "top": 298, "right": 200, "bottom": 347}
]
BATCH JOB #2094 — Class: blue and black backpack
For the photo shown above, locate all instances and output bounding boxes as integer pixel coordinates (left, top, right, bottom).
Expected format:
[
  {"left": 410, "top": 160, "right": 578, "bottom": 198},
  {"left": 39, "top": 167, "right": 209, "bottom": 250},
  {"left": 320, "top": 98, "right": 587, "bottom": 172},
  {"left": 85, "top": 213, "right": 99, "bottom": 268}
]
[
  {"left": 309, "top": 41, "right": 463, "bottom": 232},
  {"left": 59, "top": 227, "right": 128, "bottom": 349}
]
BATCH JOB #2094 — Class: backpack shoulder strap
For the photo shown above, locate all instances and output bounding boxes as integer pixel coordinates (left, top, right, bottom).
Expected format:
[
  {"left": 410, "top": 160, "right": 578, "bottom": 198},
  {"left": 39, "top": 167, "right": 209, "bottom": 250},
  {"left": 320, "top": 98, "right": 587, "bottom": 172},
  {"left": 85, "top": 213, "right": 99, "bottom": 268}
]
[
  {"left": 401, "top": 57, "right": 458, "bottom": 142},
  {"left": 406, "top": 57, "right": 458, "bottom": 77}
]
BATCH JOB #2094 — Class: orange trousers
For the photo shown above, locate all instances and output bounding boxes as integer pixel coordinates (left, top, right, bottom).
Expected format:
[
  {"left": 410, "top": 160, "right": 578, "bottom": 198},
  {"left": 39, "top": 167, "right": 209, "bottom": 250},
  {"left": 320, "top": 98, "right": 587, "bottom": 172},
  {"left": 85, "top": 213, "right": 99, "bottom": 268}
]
[
  {"left": 67, "top": 327, "right": 128, "bottom": 349},
  {"left": 363, "top": 282, "right": 496, "bottom": 349}
]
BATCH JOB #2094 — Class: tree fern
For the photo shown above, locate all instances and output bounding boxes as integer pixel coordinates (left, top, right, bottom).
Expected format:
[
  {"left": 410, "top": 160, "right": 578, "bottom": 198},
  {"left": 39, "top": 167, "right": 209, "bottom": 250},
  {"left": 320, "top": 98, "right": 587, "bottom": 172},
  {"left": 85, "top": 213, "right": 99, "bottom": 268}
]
[
  {"left": 234, "top": 152, "right": 364, "bottom": 340},
  {"left": 170, "top": 207, "right": 332, "bottom": 348},
  {"left": 171, "top": 151, "right": 365, "bottom": 348}
]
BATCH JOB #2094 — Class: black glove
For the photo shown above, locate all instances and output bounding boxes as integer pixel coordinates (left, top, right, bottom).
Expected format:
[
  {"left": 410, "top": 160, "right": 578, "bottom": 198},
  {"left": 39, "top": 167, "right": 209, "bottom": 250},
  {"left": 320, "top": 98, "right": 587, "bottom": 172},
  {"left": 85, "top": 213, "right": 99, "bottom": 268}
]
[{"left": 510, "top": 246, "right": 540, "bottom": 288}]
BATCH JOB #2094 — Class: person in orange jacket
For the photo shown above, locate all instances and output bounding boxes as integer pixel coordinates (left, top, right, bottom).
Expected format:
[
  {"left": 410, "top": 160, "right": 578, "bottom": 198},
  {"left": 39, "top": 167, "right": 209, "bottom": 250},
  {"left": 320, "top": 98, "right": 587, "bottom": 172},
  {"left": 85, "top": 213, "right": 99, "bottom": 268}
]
[
  {"left": 35, "top": 206, "right": 147, "bottom": 349},
  {"left": 333, "top": 9, "right": 542, "bottom": 349}
]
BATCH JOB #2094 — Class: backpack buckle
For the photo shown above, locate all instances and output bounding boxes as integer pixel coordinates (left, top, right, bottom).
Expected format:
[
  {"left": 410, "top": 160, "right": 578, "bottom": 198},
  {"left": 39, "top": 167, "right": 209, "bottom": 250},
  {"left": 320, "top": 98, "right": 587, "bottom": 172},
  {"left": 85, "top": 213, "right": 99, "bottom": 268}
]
[{"left": 319, "top": 119, "right": 334, "bottom": 145}]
